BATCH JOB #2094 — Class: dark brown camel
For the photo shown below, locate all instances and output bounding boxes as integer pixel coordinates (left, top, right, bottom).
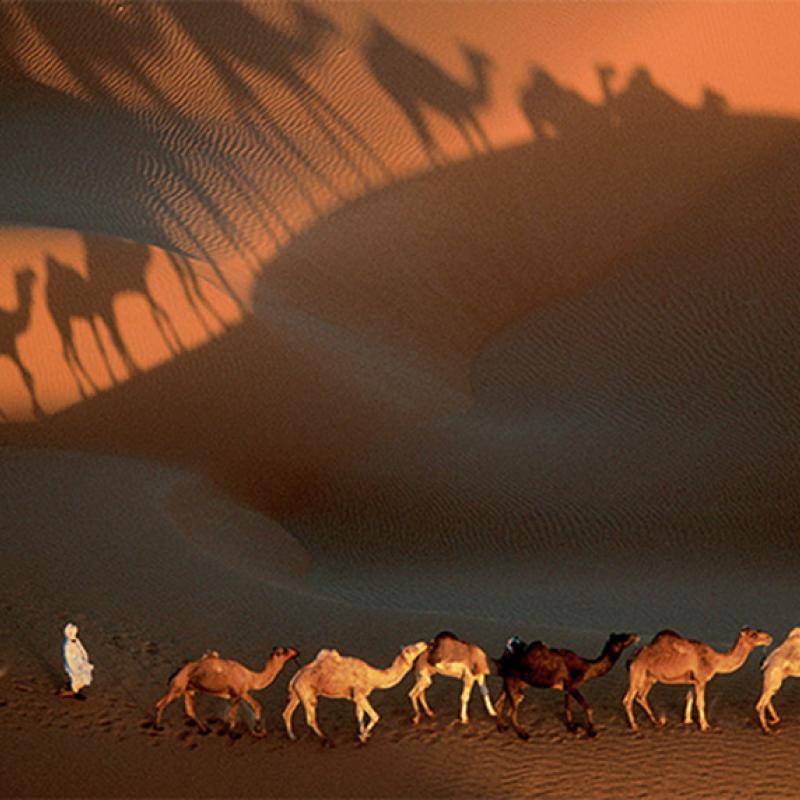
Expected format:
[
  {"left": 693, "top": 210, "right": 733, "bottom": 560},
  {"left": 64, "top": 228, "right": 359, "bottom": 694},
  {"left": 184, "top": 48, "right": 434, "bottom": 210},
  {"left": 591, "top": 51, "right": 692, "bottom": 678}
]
[{"left": 495, "top": 632, "right": 639, "bottom": 739}]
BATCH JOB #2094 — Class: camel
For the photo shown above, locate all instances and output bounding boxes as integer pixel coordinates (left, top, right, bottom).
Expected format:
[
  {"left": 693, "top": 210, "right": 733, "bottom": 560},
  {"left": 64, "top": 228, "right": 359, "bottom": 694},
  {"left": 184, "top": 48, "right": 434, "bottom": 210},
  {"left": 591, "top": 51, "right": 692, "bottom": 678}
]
[
  {"left": 364, "top": 20, "right": 493, "bottom": 163},
  {"left": 409, "top": 631, "right": 496, "bottom": 725},
  {"left": 495, "top": 632, "right": 639, "bottom": 739},
  {"left": 0, "top": 268, "right": 43, "bottom": 418},
  {"left": 283, "top": 640, "right": 428, "bottom": 745},
  {"left": 623, "top": 626, "right": 773, "bottom": 732},
  {"left": 756, "top": 627, "right": 800, "bottom": 733},
  {"left": 154, "top": 646, "right": 299, "bottom": 735}
]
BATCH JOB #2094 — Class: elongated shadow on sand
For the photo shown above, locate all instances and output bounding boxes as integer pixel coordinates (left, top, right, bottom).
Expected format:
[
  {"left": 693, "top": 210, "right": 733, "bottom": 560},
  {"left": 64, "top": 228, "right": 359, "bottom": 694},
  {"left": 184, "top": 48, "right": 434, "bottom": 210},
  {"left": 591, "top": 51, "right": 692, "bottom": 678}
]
[
  {"left": 167, "top": 2, "right": 390, "bottom": 199},
  {"left": 0, "top": 266, "right": 42, "bottom": 419},
  {"left": 362, "top": 19, "right": 494, "bottom": 165},
  {"left": 37, "top": 233, "right": 237, "bottom": 408},
  {"left": 21, "top": 2, "right": 169, "bottom": 110},
  {"left": 519, "top": 62, "right": 729, "bottom": 143},
  {"left": 5, "top": 57, "right": 800, "bottom": 636}
]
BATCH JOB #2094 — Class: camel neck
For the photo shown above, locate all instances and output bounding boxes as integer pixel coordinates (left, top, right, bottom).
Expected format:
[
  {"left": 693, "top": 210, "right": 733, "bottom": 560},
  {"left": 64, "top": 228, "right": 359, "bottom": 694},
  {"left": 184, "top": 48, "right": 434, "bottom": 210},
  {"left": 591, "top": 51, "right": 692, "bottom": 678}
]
[
  {"left": 252, "top": 657, "right": 284, "bottom": 690},
  {"left": 471, "top": 62, "right": 490, "bottom": 106},
  {"left": 370, "top": 654, "right": 413, "bottom": 690},
  {"left": 585, "top": 648, "right": 618, "bottom": 681},
  {"left": 716, "top": 636, "right": 753, "bottom": 674},
  {"left": 15, "top": 277, "right": 34, "bottom": 326}
]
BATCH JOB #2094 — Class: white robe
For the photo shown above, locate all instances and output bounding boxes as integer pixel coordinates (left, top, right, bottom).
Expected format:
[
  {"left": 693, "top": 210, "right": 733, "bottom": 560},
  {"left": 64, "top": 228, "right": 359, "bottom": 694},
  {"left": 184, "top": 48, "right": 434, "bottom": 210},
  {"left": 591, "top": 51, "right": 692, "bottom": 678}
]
[{"left": 63, "top": 628, "right": 94, "bottom": 693}]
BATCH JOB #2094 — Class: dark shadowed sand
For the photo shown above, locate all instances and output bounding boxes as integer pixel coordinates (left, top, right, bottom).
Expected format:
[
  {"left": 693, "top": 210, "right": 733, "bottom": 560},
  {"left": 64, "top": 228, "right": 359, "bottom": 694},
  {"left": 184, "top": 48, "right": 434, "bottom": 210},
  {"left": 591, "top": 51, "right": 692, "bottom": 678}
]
[{"left": 2, "top": 2, "right": 800, "bottom": 797}]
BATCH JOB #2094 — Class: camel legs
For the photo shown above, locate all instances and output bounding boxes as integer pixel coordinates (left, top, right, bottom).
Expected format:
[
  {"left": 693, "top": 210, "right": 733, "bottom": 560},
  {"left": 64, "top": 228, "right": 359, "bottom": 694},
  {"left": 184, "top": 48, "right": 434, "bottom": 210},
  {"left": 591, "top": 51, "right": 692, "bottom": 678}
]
[
  {"left": 298, "top": 695, "right": 329, "bottom": 744},
  {"left": 564, "top": 687, "right": 596, "bottom": 736},
  {"left": 409, "top": 670, "right": 435, "bottom": 724},
  {"left": 622, "top": 683, "right": 640, "bottom": 730},
  {"left": 183, "top": 691, "right": 210, "bottom": 733},
  {"left": 282, "top": 692, "right": 300, "bottom": 740},
  {"left": 355, "top": 694, "right": 380, "bottom": 743},
  {"left": 623, "top": 671, "right": 660, "bottom": 731},
  {"left": 756, "top": 675, "right": 783, "bottom": 733},
  {"left": 241, "top": 692, "right": 264, "bottom": 734},
  {"left": 499, "top": 679, "right": 529, "bottom": 741},
  {"left": 458, "top": 675, "right": 476, "bottom": 724},
  {"left": 225, "top": 694, "right": 263, "bottom": 734},
  {"left": 683, "top": 689, "right": 695, "bottom": 725},
  {"left": 477, "top": 675, "right": 497, "bottom": 718},
  {"left": 694, "top": 681, "right": 710, "bottom": 732},
  {"left": 226, "top": 698, "right": 241, "bottom": 731},
  {"left": 153, "top": 688, "right": 206, "bottom": 732},
  {"left": 635, "top": 678, "right": 662, "bottom": 727},
  {"left": 153, "top": 689, "right": 178, "bottom": 728},
  {"left": 283, "top": 690, "right": 328, "bottom": 743},
  {"left": 494, "top": 688, "right": 507, "bottom": 730}
]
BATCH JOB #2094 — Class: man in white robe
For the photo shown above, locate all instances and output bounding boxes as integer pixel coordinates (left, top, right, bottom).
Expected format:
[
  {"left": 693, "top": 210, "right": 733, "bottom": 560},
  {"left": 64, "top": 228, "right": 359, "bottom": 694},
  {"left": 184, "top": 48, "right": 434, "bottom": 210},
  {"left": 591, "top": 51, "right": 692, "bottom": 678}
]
[{"left": 62, "top": 623, "right": 94, "bottom": 698}]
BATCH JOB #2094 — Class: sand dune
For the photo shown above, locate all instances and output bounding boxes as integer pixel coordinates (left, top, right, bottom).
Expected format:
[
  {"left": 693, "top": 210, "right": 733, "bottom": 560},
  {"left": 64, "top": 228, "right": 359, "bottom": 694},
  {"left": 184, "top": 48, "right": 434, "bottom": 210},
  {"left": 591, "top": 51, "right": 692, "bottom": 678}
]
[
  {"left": 3, "top": 448, "right": 800, "bottom": 799},
  {"left": 3, "top": 1, "right": 800, "bottom": 796}
]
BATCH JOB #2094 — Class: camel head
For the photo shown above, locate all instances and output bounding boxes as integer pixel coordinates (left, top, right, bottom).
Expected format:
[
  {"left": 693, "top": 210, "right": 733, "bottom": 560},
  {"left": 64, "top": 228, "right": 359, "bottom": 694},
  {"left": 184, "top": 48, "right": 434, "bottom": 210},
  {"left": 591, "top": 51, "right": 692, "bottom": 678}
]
[
  {"left": 739, "top": 627, "right": 773, "bottom": 650},
  {"left": 272, "top": 646, "right": 300, "bottom": 662},
  {"left": 460, "top": 44, "right": 494, "bottom": 84},
  {"left": 604, "top": 632, "right": 640, "bottom": 658},
  {"left": 401, "top": 641, "right": 429, "bottom": 665}
]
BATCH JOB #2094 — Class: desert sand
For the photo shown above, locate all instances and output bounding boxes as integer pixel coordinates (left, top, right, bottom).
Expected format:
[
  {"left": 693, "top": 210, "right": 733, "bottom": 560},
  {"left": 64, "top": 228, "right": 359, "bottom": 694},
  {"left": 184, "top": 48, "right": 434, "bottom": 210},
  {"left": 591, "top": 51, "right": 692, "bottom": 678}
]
[{"left": 2, "top": 1, "right": 800, "bottom": 797}]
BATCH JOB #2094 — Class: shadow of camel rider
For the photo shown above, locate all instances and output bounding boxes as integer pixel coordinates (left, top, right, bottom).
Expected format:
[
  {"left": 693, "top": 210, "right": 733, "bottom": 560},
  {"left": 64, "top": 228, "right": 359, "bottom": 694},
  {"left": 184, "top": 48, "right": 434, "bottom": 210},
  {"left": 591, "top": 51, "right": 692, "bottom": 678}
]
[{"left": 519, "top": 65, "right": 609, "bottom": 140}]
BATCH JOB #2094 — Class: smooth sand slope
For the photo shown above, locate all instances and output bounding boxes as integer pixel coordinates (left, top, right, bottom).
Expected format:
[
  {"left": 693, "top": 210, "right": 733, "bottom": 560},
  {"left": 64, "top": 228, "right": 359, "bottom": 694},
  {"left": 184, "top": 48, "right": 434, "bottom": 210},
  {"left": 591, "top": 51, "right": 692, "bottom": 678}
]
[{"left": 2, "top": 448, "right": 800, "bottom": 799}]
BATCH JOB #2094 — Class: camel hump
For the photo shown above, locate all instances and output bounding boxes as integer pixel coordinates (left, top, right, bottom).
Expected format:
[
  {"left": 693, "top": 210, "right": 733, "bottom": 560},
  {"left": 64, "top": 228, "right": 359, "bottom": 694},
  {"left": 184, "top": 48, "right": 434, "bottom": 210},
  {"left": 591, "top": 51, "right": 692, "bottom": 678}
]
[
  {"left": 428, "top": 631, "right": 461, "bottom": 666},
  {"left": 316, "top": 648, "right": 341, "bottom": 662},
  {"left": 652, "top": 629, "right": 683, "bottom": 642}
]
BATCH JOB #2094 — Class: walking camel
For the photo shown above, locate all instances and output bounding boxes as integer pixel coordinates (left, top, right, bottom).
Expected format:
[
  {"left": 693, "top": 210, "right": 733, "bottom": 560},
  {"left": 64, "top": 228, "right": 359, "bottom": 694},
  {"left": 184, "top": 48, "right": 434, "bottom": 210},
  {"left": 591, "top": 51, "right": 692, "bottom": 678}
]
[
  {"left": 283, "top": 640, "right": 428, "bottom": 745},
  {"left": 623, "top": 626, "right": 772, "bottom": 732},
  {"left": 495, "top": 632, "right": 639, "bottom": 739},
  {"left": 409, "top": 631, "right": 496, "bottom": 725},
  {"left": 154, "top": 646, "right": 299, "bottom": 735},
  {"left": 0, "top": 267, "right": 43, "bottom": 418},
  {"left": 756, "top": 627, "right": 800, "bottom": 733}
]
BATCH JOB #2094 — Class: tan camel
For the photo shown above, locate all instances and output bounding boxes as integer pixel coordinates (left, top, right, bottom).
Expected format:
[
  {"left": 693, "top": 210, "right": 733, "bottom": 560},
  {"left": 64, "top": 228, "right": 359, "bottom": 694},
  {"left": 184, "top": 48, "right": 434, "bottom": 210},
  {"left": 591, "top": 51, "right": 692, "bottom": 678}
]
[
  {"left": 409, "top": 631, "right": 496, "bottom": 725},
  {"left": 756, "top": 627, "right": 800, "bottom": 733},
  {"left": 154, "top": 646, "right": 298, "bottom": 735},
  {"left": 283, "top": 640, "right": 428, "bottom": 745},
  {"left": 624, "top": 627, "right": 772, "bottom": 732}
]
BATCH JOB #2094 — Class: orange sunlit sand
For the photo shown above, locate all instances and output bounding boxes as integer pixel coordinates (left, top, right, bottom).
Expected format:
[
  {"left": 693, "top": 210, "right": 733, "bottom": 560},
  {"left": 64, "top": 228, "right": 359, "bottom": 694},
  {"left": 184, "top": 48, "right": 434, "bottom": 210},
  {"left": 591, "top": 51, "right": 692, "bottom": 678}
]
[{"left": 2, "top": 2, "right": 800, "bottom": 797}]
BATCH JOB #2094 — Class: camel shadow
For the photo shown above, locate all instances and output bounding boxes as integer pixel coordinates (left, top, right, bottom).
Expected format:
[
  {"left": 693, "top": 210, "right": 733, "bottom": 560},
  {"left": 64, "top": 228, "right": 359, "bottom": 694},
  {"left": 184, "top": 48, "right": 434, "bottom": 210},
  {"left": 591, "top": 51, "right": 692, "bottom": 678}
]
[
  {"left": 362, "top": 18, "right": 494, "bottom": 165},
  {"left": 41, "top": 233, "right": 235, "bottom": 402},
  {"left": 519, "top": 62, "right": 725, "bottom": 143},
  {"left": 4, "top": 60, "right": 800, "bottom": 636},
  {"left": 0, "top": 266, "right": 42, "bottom": 419}
]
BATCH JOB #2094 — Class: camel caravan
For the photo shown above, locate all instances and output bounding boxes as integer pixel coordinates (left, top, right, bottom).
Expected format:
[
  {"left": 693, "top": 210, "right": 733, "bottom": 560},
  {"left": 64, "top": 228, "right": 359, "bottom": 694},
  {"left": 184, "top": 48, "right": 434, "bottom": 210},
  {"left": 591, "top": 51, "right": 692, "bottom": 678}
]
[{"left": 143, "top": 626, "right": 800, "bottom": 745}]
